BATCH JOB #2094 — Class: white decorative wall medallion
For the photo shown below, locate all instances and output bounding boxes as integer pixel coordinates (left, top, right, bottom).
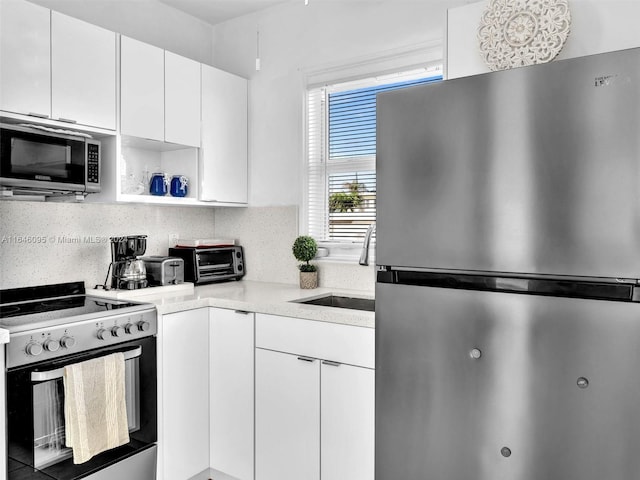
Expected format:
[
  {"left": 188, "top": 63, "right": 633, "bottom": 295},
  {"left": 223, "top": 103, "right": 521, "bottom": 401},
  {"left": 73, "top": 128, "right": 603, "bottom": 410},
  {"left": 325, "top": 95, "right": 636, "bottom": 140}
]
[{"left": 478, "top": 0, "right": 571, "bottom": 71}]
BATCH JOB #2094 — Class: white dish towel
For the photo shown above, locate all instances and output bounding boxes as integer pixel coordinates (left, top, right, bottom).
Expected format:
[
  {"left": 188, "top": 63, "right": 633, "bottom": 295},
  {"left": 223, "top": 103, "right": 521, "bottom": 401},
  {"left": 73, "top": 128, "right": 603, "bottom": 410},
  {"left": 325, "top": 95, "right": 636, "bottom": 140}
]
[{"left": 63, "top": 352, "right": 130, "bottom": 464}]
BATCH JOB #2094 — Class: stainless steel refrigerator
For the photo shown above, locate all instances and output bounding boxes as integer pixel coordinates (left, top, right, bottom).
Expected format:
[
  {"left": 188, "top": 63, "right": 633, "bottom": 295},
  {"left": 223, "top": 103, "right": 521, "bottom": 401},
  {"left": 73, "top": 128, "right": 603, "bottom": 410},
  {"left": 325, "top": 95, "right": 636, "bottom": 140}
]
[{"left": 375, "top": 47, "right": 640, "bottom": 480}]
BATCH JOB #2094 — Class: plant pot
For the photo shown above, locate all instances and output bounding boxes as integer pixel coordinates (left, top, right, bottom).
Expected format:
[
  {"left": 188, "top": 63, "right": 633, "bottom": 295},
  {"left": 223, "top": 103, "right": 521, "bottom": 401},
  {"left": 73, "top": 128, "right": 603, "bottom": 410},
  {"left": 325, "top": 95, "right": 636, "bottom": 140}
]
[{"left": 299, "top": 271, "right": 318, "bottom": 289}]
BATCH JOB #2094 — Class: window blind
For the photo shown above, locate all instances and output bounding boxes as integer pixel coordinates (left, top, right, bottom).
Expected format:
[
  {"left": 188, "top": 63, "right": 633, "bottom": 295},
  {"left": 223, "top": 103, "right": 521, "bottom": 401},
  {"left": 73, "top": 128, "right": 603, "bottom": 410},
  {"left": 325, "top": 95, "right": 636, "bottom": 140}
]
[{"left": 307, "top": 73, "right": 442, "bottom": 242}]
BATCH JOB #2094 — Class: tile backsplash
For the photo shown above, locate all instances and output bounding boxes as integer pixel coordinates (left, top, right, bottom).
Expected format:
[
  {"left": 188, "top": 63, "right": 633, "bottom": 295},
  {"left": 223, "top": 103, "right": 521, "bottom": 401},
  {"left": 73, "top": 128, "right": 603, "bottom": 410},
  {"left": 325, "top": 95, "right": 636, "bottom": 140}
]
[
  {"left": 0, "top": 202, "right": 374, "bottom": 293},
  {"left": 0, "top": 201, "right": 215, "bottom": 289},
  {"left": 214, "top": 206, "right": 375, "bottom": 292}
]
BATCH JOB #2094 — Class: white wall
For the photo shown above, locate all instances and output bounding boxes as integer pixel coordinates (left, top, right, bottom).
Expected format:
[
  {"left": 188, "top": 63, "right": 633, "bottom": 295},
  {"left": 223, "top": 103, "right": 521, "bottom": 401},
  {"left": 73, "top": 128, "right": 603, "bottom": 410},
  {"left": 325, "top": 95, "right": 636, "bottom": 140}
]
[
  {"left": 28, "top": 0, "right": 214, "bottom": 63},
  {"left": 210, "top": 0, "right": 472, "bottom": 207},
  {"left": 447, "top": 0, "right": 640, "bottom": 79}
]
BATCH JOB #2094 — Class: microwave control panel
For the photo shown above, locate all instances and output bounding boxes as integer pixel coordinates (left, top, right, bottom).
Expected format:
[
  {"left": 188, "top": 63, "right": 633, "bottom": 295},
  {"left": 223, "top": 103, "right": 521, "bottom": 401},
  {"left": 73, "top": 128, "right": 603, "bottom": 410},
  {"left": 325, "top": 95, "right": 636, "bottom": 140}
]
[{"left": 86, "top": 142, "right": 100, "bottom": 184}]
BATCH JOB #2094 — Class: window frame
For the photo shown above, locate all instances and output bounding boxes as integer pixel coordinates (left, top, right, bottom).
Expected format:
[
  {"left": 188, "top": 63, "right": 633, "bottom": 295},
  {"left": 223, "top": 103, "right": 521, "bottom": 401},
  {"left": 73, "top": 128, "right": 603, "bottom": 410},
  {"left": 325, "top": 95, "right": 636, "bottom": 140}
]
[{"left": 301, "top": 45, "right": 443, "bottom": 263}]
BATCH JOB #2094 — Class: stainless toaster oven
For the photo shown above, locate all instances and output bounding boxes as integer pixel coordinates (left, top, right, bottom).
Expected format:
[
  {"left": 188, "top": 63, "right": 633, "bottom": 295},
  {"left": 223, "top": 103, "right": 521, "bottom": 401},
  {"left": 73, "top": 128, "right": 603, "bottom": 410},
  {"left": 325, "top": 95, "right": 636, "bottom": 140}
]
[{"left": 168, "top": 246, "right": 245, "bottom": 284}]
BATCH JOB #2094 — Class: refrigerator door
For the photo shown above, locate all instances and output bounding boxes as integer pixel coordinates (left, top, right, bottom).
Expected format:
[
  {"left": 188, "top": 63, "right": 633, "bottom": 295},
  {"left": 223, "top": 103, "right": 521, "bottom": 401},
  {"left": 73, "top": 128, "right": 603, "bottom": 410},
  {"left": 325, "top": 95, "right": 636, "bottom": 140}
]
[
  {"left": 376, "top": 282, "right": 640, "bottom": 480},
  {"left": 377, "top": 47, "right": 640, "bottom": 278}
]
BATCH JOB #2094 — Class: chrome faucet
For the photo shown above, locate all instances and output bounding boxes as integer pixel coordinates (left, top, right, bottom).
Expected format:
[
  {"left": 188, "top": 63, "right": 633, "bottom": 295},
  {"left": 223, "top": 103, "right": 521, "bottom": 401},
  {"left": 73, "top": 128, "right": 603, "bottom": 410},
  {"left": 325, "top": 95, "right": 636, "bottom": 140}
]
[{"left": 359, "top": 223, "right": 376, "bottom": 266}]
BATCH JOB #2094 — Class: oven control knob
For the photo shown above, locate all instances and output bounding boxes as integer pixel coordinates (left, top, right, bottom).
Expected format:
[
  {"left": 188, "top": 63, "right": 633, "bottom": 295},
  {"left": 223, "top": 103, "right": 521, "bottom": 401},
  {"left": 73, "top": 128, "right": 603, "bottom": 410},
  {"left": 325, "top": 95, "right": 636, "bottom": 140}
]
[
  {"left": 43, "top": 338, "right": 60, "bottom": 352},
  {"left": 25, "top": 342, "right": 43, "bottom": 356},
  {"left": 60, "top": 336, "right": 76, "bottom": 348},
  {"left": 97, "top": 328, "right": 108, "bottom": 340},
  {"left": 124, "top": 323, "right": 135, "bottom": 334},
  {"left": 111, "top": 326, "right": 125, "bottom": 337},
  {"left": 137, "top": 321, "right": 150, "bottom": 332}
]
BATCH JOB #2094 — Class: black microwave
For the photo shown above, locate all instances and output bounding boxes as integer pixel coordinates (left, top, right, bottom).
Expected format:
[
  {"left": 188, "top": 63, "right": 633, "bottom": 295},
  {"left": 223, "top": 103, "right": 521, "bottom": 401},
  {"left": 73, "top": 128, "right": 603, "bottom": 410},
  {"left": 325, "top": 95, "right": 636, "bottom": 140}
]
[
  {"left": 169, "top": 246, "right": 245, "bottom": 284},
  {"left": 0, "top": 123, "right": 100, "bottom": 195}
]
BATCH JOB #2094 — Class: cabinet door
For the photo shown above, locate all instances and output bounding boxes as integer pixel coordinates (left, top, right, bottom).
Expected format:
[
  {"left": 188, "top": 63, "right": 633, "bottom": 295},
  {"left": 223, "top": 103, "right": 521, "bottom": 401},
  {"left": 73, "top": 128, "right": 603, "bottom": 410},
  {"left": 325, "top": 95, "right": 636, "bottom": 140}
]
[
  {"left": 121, "top": 36, "right": 164, "bottom": 141},
  {"left": 0, "top": 0, "right": 50, "bottom": 118},
  {"left": 255, "top": 348, "right": 320, "bottom": 480},
  {"left": 321, "top": 362, "right": 375, "bottom": 480},
  {"left": 210, "top": 308, "right": 254, "bottom": 480},
  {"left": 200, "top": 64, "right": 248, "bottom": 204},
  {"left": 165, "top": 51, "right": 201, "bottom": 147},
  {"left": 51, "top": 12, "right": 116, "bottom": 129},
  {"left": 161, "top": 309, "right": 210, "bottom": 480}
]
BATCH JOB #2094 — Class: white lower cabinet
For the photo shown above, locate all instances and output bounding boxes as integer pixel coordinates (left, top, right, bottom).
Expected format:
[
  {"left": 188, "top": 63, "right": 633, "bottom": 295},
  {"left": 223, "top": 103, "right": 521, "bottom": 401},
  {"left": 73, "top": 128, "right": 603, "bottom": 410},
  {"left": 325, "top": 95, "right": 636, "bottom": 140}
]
[
  {"left": 160, "top": 308, "right": 210, "bottom": 480},
  {"left": 255, "top": 313, "right": 375, "bottom": 480},
  {"left": 321, "top": 361, "right": 375, "bottom": 480},
  {"left": 209, "top": 308, "right": 255, "bottom": 480},
  {"left": 159, "top": 309, "right": 373, "bottom": 480},
  {"left": 256, "top": 348, "right": 321, "bottom": 480}
]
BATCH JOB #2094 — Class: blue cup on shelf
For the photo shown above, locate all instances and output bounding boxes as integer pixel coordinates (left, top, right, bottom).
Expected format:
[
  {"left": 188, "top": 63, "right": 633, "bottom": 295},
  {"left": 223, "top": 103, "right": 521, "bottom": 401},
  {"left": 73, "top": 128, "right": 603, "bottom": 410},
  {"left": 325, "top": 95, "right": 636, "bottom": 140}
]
[
  {"left": 150, "top": 173, "right": 168, "bottom": 196},
  {"left": 170, "top": 175, "right": 188, "bottom": 197}
]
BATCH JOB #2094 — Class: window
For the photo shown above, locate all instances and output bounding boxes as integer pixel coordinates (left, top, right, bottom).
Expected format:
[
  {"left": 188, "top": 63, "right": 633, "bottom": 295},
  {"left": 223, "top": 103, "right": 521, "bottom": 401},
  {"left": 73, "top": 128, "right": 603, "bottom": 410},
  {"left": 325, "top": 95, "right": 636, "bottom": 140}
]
[{"left": 306, "top": 70, "right": 442, "bottom": 251}]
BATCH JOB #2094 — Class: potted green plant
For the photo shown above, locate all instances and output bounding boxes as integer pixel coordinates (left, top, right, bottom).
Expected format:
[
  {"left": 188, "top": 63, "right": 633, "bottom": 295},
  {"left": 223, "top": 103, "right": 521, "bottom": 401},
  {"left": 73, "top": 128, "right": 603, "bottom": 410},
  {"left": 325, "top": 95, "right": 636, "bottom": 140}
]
[{"left": 292, "top": 235, "right": 318, "bottom": 289}]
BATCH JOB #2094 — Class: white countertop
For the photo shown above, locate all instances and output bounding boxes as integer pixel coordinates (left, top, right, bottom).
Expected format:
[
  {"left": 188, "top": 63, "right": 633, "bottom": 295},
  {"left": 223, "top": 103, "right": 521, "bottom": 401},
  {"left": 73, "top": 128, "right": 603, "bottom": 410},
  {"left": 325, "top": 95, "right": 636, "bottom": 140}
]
[{"left": 108, "top": 280, "right": 375, "bottom": 328}]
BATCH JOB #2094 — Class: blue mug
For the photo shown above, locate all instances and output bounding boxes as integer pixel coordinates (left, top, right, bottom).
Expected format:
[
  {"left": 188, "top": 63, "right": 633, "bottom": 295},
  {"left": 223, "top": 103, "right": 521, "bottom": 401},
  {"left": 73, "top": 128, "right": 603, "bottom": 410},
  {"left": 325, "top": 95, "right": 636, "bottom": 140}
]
[
  {"left": 150, "top": 173, "right": 168, "bottom": 196},
  {"left": 170, "top": 175, "right": 188, "bottom": 197}
]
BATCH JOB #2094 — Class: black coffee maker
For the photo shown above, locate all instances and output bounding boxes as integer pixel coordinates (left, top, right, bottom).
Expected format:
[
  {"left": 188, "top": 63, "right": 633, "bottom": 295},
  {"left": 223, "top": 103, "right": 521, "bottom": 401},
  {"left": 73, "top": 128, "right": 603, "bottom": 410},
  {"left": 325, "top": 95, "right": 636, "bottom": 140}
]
[{"left": 110, "top": 235, "right": 148, "bottom": 289}]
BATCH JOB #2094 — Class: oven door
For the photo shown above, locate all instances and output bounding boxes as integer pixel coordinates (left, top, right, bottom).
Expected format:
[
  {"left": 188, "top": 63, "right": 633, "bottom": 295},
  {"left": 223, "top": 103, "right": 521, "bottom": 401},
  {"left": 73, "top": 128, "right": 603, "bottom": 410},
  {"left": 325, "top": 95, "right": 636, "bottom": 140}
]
[{"left": 6, "top": 336, "right": 157, "bottom": 480}]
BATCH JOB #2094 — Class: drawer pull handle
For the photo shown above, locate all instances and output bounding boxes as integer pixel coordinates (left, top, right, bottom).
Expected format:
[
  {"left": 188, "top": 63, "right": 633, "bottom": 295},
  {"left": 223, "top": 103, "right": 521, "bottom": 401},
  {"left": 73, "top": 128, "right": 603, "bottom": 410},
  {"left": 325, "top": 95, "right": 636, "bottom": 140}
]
[
  {"left": 28, "top": 112, "right": 50, "bottom": 119},
  {"left": 297, "top": 356, "right": 315, "bottom": 363},
  {"left": 322, "top": 360, "right": 341, "bottom": 367},
  {"left": 234, "top": 310, "right": 251, "bottom": 315}
]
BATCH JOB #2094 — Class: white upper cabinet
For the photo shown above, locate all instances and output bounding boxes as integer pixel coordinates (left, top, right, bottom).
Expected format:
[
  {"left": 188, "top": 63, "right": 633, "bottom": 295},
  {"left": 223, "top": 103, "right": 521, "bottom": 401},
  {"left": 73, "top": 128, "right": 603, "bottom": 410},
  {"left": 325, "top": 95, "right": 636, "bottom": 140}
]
[
  {"left": 0, "top": 1, "right": 116, "bottom": 130},
  {"left": 165, "top": 51, "right": 200, "bottom": 147},
  {"left": 51, "top": 12, "right": 116, "bottom": 129},
  {"left": 199, "top": 64, "right": 248, "bottom": 204},
  {"left": 120, "top": 36, "right": 165, "bottom": 142},
  {"left": 121, "top": 37, "right": 201, "bottom": 147},
  {"left": 0, "top": 0, "right": 51, "bottom": 118}
]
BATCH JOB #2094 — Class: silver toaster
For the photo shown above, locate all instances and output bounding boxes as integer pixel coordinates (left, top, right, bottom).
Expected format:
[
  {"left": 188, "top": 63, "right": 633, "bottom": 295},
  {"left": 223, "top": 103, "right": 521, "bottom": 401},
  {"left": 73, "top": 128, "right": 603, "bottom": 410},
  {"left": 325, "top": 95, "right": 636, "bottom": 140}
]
[{"left": 141, "top": 256, "right": 185, "bottom": 286}]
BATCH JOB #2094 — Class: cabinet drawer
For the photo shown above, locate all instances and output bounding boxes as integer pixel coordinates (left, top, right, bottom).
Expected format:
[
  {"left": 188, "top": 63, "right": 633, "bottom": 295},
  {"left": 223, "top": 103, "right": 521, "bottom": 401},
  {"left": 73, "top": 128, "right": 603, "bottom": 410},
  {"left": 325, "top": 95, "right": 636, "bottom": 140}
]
[{"left": 255, "top": 313, "right": 374, "bottom": 369}]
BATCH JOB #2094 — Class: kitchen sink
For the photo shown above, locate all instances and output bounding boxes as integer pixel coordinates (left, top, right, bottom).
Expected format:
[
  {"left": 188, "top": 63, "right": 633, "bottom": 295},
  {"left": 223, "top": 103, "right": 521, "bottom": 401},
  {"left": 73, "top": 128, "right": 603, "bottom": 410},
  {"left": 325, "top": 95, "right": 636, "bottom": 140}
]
[{"left": 294, "top": 295, "right": 375, "bottom": 312}]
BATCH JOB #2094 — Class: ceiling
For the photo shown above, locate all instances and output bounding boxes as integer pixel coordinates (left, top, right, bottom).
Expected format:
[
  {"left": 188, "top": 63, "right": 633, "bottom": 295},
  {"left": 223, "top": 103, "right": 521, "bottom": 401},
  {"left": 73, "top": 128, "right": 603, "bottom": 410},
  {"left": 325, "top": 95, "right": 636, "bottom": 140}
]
[{"left": 157, "top": 0, "right": 291, "bottom": 26}]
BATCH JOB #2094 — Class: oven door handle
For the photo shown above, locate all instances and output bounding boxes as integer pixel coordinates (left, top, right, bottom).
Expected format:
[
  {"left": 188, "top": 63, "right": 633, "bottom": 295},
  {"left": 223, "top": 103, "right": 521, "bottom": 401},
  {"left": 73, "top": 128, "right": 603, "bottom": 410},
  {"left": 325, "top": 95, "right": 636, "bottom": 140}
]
[{"left": 30, "top": 346, "right": 142, "bottom": 383}]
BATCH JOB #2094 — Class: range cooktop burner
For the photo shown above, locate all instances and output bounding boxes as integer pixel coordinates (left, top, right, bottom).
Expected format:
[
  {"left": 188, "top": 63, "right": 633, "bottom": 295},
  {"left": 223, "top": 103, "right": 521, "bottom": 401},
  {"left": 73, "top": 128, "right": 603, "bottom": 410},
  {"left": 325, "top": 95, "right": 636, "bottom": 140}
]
[
  {"left": 0, "top": 281, "right": 151, "bottom": 334},
  {"left": 1, "top": 281, "right": 158, "bottom": 370},
  {"left": 40, "top": 297, "right": 83, "bottom": 308}
]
